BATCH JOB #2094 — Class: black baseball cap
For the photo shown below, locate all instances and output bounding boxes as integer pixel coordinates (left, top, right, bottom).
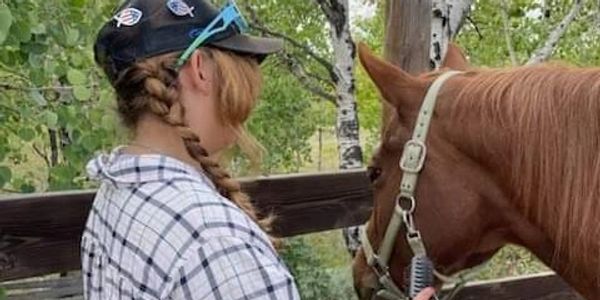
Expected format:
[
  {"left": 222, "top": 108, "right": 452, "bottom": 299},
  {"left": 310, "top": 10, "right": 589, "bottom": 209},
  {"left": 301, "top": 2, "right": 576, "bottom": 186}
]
[{"left": 95, "top": 0, "right": 283, "bottom": 81}]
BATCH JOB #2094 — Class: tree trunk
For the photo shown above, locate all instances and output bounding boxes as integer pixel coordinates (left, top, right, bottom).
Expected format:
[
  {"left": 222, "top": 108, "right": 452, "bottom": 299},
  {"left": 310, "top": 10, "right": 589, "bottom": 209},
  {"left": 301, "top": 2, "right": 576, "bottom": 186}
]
[
  {"left": 431, "top": 0, "right": 473, "bottom": 69},
  {"left": 316, "top": 0, "right": 364, "bottom": 257},
  {"left": 317, "top": 0, "right": 363, "bottom": 170},
  {"left": 382, "top": 0, "right": 433, "bottom": 124},
  {"left": 501, "top": 0, "right": 518, "bottom": 65},
  {"left": 527, "top": 0, "right": 584, "bottom": 65}
]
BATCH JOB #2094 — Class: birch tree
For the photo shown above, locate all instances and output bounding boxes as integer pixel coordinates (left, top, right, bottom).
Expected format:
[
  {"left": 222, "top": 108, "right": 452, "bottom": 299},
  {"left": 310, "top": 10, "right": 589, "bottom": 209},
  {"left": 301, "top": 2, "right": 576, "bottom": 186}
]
[
  {"left": 316, "top": 0, "right": 363, "bottom": 170},
  {"left": 527, "top": 0, "right": 585, "bottom": 65},
  {"left": 430, "top": 0, "right": 473, "bottom": 69},
  {"left": 314, "top": 0, "right": 366, "bottom": 257}
]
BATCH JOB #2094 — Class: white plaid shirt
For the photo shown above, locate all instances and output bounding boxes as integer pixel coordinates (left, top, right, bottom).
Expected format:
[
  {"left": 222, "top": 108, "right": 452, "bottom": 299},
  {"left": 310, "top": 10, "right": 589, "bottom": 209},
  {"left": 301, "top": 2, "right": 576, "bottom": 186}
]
[{"left": 81, "top": 148, "right": 300, "bottom": 300}]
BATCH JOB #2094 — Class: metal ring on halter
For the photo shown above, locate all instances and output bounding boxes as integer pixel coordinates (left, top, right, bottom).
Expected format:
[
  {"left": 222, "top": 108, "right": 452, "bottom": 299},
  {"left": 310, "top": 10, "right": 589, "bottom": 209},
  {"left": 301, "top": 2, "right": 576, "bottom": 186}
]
[
  {"left": 396, "top": 194, "right": 416, "bottom": 214},
  {"left": 402, "top": 213, "right": 418, "bottom": 235}
]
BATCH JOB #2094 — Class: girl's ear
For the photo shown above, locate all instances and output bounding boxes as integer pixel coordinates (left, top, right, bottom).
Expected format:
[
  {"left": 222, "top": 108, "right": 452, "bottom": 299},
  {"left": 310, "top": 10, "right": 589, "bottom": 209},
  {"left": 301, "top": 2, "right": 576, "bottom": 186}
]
[{"left": 180, "top": 50, "right": 212, "bottom": 95}]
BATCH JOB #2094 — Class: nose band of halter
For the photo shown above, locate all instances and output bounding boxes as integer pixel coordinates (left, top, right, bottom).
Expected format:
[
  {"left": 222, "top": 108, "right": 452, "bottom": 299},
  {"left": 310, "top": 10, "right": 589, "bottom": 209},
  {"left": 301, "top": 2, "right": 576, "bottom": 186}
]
[{"left": 360, "top": 71, "right": 463, "bottom": 300}]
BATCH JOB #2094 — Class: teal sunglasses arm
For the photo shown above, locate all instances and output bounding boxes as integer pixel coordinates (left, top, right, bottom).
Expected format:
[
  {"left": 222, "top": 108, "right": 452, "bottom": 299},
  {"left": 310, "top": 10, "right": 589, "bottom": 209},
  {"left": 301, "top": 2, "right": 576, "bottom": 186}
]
[{"left": 176, "top": 3, "right": 247, "bottom": 68}]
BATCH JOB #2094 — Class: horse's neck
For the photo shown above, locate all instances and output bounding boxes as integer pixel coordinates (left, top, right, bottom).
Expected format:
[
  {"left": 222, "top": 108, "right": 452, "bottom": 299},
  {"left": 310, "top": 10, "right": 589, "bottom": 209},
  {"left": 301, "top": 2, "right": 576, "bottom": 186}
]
[{"left": 436, "top": 89, "right": 600, "bottom": 298}]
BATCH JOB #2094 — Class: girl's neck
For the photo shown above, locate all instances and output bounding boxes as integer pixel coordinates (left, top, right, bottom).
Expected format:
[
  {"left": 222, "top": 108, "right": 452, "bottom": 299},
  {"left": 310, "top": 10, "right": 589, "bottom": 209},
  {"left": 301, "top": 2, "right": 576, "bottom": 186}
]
[{"left": 127, "top": 114, "right": 202, "bottom": 170}]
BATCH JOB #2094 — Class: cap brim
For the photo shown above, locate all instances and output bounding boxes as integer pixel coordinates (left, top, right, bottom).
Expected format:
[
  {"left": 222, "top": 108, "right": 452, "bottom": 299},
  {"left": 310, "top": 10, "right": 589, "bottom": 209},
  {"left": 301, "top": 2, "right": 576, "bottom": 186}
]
[{"left": 209, "top": 34, "right": 283, "bottom": 63}]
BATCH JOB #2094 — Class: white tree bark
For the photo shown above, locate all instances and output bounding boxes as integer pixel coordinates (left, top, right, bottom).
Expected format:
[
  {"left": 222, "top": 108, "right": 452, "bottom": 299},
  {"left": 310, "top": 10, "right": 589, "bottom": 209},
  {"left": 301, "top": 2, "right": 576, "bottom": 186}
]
[
  {"left": 501, "top": 0, "right": 518, "bottom": 65},
  {"left": 527, "top": 0, "right": 584, "bottom": 65},
  {"left": 317, "top": 0, "right": 363, "bottom": 170},
  {"left": 430, "top": 0, "right": 473, "bottom": 69},
  {"left": 316, "top": 0, "right": 363, "bottom": 257}
]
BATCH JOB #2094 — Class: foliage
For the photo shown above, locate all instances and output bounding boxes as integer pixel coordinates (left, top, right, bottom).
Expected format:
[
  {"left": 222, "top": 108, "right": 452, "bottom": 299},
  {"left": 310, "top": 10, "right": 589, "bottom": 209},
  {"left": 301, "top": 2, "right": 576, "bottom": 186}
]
[
  {"left": 241, "top": 62, "right": 320, "bottom": 174},
  {"left": 0, "top": 0, "right": 330, "bottom": 191},
  {"left": 458, "top": 0, "right": 600, "bottom": 67},
  {"left": 0, "top": 287, "right": 5, "bottom": 300},
  {"left": 475, "top": 245, "right": 549, "bottom": 281},
  {"left": 0, "top": 0, "right": 121, "bottom": 192},
  {"left": 281, "top": 235, "right": 356, "bottom": 300},
  {"left": 244, "top": 0, "right": 332, "bottom": 82},
  {"left": 2, "top": 0, "right": 599, "bottom": 296}
]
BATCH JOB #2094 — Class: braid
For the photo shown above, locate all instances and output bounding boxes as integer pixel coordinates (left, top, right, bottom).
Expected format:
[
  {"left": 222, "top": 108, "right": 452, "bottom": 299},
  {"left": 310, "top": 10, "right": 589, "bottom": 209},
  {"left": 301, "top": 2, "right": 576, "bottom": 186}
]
[{"left": 113, "top": 52, "right": 274, "bottom": 237}]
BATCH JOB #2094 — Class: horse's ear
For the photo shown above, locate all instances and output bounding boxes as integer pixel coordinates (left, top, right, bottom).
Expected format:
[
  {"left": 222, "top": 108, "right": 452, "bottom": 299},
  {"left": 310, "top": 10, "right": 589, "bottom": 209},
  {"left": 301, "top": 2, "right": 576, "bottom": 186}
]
[
  {"left": 357, "top": 42, "right": 424, "bottom": 112},
  {"left": 442, "top": 43, "right": 469, "bottom": 71}
]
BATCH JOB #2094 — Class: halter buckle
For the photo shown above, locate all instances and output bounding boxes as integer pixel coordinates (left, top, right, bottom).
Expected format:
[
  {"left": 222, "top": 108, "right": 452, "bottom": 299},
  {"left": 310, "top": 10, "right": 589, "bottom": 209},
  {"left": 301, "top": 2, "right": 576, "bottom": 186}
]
[{"left": 400, "top": 139, "right": 427, "bottom": 173}]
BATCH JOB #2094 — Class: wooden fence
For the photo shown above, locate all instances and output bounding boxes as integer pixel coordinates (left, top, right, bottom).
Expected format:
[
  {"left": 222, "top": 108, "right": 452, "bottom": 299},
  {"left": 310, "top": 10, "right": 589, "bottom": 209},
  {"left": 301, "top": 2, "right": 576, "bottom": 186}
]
[{"left": 0, "top": 170, "right": 583, "bottom": 299}]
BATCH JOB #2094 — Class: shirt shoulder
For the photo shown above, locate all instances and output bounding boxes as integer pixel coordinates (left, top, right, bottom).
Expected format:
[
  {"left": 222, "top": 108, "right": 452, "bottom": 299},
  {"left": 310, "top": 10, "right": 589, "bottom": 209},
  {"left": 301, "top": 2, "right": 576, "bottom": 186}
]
[{"left": 139, "top": 188, "right": 274, "bottom": 258}]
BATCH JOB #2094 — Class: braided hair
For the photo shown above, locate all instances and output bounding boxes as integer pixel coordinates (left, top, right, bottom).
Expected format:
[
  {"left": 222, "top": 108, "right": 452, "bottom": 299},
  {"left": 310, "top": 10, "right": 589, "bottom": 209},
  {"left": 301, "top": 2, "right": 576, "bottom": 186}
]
[{"left": 108, "top": 48, "right": 273, "bottom": 234}]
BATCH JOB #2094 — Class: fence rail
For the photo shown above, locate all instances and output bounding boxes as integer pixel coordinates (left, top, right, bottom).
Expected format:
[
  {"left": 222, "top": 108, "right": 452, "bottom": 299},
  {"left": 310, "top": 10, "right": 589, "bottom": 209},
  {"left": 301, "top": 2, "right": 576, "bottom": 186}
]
[
  {"left": 0, "top": 170, "right": 583, "bottom": 299},
  {"left": 0, "top": 170, "right": 372, "bottom": 281}
]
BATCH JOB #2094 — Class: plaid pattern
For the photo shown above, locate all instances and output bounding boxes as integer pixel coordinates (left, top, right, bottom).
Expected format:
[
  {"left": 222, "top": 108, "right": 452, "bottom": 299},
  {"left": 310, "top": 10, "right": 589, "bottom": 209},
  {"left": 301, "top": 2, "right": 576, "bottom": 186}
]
[{"left": 81, "top": 147, "right": 299, "bottom": 299}]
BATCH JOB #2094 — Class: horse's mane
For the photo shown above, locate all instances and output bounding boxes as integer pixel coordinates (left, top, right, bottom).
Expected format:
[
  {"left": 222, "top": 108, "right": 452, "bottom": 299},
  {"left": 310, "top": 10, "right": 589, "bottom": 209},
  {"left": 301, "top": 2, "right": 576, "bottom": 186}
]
[{"left": 449, "top": 64, "right": 600, "bottom": 276}]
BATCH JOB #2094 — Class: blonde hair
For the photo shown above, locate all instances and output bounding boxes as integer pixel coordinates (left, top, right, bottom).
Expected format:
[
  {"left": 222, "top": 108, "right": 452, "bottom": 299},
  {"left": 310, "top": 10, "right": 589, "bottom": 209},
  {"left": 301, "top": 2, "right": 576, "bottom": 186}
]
[{"left": 109, "top": 48, "right": 272, "bottom": 233}]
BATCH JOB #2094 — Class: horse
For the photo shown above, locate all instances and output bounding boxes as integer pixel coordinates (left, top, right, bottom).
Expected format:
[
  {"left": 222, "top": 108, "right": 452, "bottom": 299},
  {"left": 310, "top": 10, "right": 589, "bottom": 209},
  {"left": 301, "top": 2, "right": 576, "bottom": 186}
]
[{"left": 352, "top": 42, "right": 599, "bottom": 300}]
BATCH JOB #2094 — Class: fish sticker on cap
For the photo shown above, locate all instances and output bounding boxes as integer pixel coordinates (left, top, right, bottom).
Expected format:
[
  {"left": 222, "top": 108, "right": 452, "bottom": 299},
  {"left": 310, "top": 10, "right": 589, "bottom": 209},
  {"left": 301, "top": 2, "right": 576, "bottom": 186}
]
[
  {"left": 113, "top": 7, "right": 143, "bottom": 28},
  {"left": 167, "top": 0, "right": 195, "bottom": 17}
]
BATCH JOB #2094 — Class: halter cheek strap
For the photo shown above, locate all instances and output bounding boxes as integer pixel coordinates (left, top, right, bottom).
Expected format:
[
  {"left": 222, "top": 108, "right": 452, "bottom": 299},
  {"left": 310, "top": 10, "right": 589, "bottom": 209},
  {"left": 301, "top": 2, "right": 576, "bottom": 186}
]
[{"left": 360, "top": 71, "right": 464, "bottom": 300}]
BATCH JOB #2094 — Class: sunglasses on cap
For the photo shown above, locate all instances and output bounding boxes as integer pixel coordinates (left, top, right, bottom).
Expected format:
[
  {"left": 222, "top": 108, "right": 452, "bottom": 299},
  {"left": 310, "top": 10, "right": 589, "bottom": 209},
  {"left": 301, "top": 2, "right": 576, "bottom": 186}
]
[{"left": 176, "top": 0, "right": 249, "bottom": 68}]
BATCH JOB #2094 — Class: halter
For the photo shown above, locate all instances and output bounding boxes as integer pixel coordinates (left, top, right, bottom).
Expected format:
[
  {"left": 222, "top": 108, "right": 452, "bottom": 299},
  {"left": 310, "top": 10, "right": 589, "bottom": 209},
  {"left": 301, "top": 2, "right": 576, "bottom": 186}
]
[{"left": 360, "top": 71, "right": 481, "bottom": 300}]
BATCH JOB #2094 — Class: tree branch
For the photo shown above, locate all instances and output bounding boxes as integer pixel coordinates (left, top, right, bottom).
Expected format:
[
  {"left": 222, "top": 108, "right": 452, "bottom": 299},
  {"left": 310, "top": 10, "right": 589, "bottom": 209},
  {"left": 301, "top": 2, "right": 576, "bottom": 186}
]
[
  {"left": 0, "top": 83, "right": 95, "bottom": 92},
  {"left": 278, "top": 53, "right": 337, "bottom": 104},
  {"left": 1, "top": 187, "right": 20, "bottom": 193},
  {"left": 293, "top": 58, "right": 335, "bottom": 88},
  {"left": 527, "top": 0, "right": 584, "bottom": 65},
  {"left": 243, "top": 3, "right": 335, "bottom": 76},
  {"left": 48, "top": 129, "right": 59, "bottom": 167},
  {"left": 447, "top": 0, "right": 474, "bottom": 38},
  {"left": 501, "top": 0, "right": 518, "bottom": 65},
  {"left": 32, "top": 143, "right": 51, "bottom": 167},
  {"left": 466, "top": 16, "right": 483, "bottom": 39}
]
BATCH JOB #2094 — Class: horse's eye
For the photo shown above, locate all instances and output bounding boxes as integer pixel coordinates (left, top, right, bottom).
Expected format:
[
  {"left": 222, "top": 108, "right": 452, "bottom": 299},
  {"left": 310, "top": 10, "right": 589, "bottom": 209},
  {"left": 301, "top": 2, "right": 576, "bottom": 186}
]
[{"left": 367, "top": 166, "right": 382, "bottom": 183}]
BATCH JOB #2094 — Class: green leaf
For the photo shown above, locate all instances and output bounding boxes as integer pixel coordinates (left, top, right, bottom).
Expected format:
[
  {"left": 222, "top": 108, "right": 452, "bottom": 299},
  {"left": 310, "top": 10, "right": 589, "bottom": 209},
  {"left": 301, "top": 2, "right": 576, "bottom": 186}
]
[
  {"left": 31, "top": 23, "right": 46, "bottom": 35},
  {"left": 29, "top": 90, "right": 47, "bottom": 107},
  {"left": 0, "top": 166, "right": 12, "bottom": 188},
  {"left": 13, "top": 20, "right": 31, "bottom": 43},
  {"left": 18, "top": 128, "right": 36, "bottom": 142},
  {"left": 30, "top": 67, "right": 46, "bottom": 86},
  {"left": 67, "top": 69, "right": 86, "bottom": 85},
  {"left": 0, "top": 148, "right": 6, "bottom": 162},
  {"left": 80, "top": 134, "right": 98, "bottom": 152},
  {"left": 44, "top": 111, "right": 59, "bottom": 129},
  {"left": 70, "top": 0, "right": 86, "bottom": 8},
  {"left": 65, "top": 27, "right": 80, "bottom": 46},
  {"left": 73, "top": 85, "right": 91, "bottom": 101},
  {"left": 19, "top": 183, "right": 35, "bottom": 193},
  {"left": 0, "top": 4, "right": 13, "bottom": 45},
  {"left": 99, "top": 90, "right": 114, "bottom": 107},
  {"left": 101, "top": 114, "right": 117, "bottom": 131},
  {"left": 70, "top": 52, "right": 85, "bottom": 67}
]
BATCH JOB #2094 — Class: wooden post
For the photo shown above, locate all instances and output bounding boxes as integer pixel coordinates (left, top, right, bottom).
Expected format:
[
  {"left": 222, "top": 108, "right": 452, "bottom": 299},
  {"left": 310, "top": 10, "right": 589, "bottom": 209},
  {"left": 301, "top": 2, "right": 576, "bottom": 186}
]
[{"left": 382, "top": 0, "right": 432, "bottom": 125}]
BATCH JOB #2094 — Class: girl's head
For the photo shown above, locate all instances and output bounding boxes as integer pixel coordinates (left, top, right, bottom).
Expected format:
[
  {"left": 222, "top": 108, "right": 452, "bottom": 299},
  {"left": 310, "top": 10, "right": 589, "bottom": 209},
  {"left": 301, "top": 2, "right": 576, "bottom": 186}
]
[
  {"left": 94, "top": 0, "right": 282, "bottom": 232},
  {"left": 112, "top": 48, "right": 262, "bottom": 155}
]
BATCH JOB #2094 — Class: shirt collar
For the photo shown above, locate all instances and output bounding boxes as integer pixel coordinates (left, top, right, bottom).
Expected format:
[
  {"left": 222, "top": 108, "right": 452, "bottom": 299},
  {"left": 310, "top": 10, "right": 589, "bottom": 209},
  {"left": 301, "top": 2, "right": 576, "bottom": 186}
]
[{"left": 86, "top": 146, "right": 216, "bottom": 189}]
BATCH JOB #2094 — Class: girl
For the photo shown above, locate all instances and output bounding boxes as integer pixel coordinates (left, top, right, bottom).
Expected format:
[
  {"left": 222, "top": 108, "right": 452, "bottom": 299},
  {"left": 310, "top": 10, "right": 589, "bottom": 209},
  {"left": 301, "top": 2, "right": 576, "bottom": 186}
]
[
  {"left": 82, "top": 0, "right": 435, "bottom": 299},
  {"left": 82, "top": 0, "right": 298, "bottom": 299}
]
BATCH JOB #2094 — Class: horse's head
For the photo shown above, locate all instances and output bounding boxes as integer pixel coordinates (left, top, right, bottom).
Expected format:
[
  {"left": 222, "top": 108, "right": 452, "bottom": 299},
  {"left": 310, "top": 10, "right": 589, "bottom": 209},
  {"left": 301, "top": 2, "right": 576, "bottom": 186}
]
[{"left": 352, "top": 44, "right": 528, "bottom": 299}]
